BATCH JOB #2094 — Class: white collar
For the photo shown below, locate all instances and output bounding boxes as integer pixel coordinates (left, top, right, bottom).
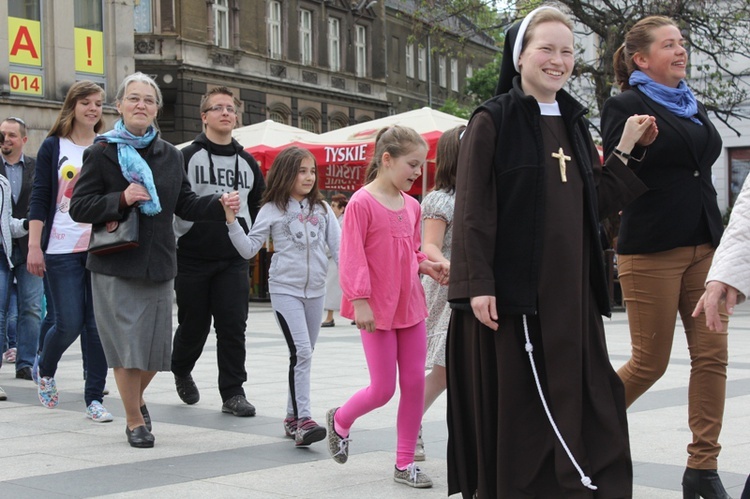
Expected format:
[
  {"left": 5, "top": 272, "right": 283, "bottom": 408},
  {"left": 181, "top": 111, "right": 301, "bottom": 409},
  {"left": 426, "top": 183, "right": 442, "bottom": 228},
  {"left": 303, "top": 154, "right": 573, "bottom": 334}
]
[{"left": 538, "top": 101, "right": 562, "bottom": 116}]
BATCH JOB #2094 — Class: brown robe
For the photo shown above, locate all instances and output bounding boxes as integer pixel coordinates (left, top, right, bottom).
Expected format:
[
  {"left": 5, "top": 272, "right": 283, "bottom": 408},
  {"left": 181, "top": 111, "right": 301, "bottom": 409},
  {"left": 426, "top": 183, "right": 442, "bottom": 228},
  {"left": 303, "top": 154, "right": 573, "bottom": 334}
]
[{"left": 447, "top": 111, "right": 642, "bottom": 498}]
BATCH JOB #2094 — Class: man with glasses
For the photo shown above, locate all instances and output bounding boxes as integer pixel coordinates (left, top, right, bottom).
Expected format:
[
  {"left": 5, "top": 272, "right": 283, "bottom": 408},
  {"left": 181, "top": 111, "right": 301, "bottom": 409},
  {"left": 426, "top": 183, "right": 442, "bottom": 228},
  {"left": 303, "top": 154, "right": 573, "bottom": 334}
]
[
  {"left": 171, "top": 87, "right": 265, "bottom": 416},
  {"left": 0, "top": 117, "right": 43, "bottom": 381}
]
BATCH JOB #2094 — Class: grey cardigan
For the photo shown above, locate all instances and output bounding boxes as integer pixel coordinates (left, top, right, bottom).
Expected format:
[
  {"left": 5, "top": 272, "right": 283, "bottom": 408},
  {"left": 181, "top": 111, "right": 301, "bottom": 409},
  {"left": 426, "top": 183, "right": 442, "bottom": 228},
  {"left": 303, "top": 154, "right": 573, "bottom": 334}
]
[{"left": 69, "top": 137, "right": 224, "bottom": 282}]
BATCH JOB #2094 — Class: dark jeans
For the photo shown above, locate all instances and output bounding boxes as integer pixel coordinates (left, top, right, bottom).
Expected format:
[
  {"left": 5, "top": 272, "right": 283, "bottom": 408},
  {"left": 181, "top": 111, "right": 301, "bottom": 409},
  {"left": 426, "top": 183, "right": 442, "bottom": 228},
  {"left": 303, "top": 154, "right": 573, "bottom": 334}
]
[
  {"left": 171, "top": 255, "right": 250, "bottom": 402},
  {"left": 38, "top": 274, "right": 55, "bottom": 355},
  {"left": 39, "top": 252, "right": 106, "bottom": 405}
]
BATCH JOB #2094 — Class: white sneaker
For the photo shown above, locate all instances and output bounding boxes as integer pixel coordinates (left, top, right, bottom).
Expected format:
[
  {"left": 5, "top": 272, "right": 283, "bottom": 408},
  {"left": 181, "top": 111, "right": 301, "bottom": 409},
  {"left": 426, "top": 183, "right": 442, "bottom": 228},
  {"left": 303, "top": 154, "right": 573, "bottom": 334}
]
[
  {"left": 86, "top": 401, "right": 114, "bottom": 423},
  {"left": 0, "top": 386, "right": 6, "bottom": 400}
]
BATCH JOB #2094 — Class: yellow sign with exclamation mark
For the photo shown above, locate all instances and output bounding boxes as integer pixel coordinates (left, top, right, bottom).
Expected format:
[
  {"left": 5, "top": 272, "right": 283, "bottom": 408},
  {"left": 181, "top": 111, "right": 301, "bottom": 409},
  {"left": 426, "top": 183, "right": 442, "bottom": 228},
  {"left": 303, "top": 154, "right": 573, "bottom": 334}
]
[{"left": 74, "top": 28, "right": 104, "bottom": 75}]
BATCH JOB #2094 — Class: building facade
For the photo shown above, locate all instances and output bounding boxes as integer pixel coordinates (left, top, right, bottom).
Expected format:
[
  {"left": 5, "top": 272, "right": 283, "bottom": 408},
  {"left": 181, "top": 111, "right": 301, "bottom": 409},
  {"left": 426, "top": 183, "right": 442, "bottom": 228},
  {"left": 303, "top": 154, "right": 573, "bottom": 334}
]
[{"left": 0, "top": 0, "right": 133, "bottom": 151}]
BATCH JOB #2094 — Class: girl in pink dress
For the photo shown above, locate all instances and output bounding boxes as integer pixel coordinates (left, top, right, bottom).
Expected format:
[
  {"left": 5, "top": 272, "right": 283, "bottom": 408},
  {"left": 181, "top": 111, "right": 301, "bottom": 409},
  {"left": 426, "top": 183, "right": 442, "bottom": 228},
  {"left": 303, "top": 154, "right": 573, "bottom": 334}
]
[{"left": 326, "top": 126, "right": 448, "bottom": 489}]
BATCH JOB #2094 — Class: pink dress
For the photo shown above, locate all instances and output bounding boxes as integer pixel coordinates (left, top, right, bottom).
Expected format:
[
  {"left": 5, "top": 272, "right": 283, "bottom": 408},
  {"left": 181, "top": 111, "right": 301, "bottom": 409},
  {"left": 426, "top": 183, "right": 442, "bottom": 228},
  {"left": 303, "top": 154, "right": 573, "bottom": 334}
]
[{"left": 339, "top": 189, "right": 428, "bottom": 331}]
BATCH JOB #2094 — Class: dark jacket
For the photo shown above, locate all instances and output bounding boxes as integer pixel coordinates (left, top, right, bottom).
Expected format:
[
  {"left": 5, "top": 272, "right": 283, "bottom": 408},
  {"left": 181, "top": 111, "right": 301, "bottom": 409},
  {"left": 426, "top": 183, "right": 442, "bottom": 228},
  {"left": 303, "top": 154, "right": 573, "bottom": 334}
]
[
  {"left": 69, "top": 137, "right": 224, "bottom": 282},
  {"left": 29, "top": 136, "right": 61, "bottom": 251},
  {"left": 174, "top": 132, "right": 265, "bottom": 261},
  {"left": 601, "top": 88, "right": 723, "bottom": 254},
  {"left": 448, "top": 77, "right": 647, "bottom": 316},
  {"left": 0, "top": 154, "right": 35, "bottom": 263}
]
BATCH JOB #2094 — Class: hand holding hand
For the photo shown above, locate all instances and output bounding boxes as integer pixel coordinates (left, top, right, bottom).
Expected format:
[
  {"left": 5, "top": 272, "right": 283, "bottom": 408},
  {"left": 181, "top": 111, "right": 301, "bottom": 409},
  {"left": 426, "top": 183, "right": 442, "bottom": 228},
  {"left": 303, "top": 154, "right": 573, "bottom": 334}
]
[
  {"left": 221, "top": 191, "right": 241, "bottom": 213},
  {"left": 221, "top": 191, "right": 240, "bottom": 223},
  {"left": 420, "top": 259, "right": 449, "bottom": 285},
  {"left": 692, "top": 280, "right": 735, "bottom": 332},
  {"left": 470, "top": 295, "right": 499, "bottom": 331},
  {"left": 617, "top": 114, "right": 658, "bottom": 154},
  {"left": 123, "top": 183, "right": 151, "bottom": 206}
]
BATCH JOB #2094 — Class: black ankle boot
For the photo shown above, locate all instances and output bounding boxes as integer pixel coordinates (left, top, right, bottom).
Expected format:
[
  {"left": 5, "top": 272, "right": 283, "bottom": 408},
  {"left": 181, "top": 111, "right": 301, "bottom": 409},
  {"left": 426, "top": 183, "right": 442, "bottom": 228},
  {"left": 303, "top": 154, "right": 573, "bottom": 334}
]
[{"left": 682, "top": 468, "right": 731, "bottom": 499}]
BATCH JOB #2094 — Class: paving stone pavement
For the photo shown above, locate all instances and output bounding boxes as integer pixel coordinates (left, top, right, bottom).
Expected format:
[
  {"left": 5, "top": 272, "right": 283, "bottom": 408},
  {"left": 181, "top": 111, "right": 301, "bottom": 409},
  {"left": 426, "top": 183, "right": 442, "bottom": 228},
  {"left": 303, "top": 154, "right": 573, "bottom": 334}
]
[{"left": 0, "top": 300, "right": 748, "bottom": 498}]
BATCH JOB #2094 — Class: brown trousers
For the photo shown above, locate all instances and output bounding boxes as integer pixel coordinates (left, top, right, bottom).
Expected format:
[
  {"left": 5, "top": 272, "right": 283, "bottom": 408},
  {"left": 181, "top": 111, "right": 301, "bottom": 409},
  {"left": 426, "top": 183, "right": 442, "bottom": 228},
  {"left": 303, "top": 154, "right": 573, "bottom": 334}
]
[{"left": 617, "top": 243, "right": 728, "bottom": 469}]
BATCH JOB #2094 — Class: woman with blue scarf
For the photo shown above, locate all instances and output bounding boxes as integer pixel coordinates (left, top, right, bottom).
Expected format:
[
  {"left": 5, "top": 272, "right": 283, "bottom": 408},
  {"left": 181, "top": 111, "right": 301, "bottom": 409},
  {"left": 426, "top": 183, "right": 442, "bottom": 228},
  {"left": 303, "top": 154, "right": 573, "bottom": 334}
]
[
  {"left": 70, "top": 73, "right": 239, "bottom": 449},
  {"left": 601, "top": 16, "right": 729, "bottom": 498}
]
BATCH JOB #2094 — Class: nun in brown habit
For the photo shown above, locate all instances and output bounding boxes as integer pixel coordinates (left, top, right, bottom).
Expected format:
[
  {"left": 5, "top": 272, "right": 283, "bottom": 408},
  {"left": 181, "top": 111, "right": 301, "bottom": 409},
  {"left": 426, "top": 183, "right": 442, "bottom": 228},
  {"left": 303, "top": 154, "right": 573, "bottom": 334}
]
[{"left": 445, "top": 5, "right": 659, "bottom": 498}]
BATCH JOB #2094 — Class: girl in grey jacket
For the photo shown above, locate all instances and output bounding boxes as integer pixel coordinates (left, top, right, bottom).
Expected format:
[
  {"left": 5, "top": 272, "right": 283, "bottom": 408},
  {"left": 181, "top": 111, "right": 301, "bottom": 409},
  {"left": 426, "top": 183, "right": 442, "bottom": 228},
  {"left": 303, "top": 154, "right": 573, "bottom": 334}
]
[{"left": 224, "top": 146, "right": 340, "bottom": 447}]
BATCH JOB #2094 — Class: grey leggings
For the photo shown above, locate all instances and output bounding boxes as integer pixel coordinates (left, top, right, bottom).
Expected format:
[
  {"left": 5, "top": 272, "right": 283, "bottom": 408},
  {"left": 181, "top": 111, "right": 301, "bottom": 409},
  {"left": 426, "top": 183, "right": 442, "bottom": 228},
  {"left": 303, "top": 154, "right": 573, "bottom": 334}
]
[{"left": 270, "top": 293, "right": 325, "bottom": 419}]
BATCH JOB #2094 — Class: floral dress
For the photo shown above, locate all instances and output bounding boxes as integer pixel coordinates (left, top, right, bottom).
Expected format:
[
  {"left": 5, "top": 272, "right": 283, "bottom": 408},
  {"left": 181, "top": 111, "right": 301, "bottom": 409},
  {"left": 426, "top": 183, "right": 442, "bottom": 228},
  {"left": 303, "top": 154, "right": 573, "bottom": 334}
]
[{"left": 420, "top": 189, "right": 454, "bottom": 368}]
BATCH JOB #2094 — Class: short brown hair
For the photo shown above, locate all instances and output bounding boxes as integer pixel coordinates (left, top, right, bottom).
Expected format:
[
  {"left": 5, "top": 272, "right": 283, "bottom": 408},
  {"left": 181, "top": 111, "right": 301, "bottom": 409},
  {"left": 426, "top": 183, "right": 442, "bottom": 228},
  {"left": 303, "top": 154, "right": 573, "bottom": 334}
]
[{"left": 200, "top": 86, "right": 236, "bottom": 113}]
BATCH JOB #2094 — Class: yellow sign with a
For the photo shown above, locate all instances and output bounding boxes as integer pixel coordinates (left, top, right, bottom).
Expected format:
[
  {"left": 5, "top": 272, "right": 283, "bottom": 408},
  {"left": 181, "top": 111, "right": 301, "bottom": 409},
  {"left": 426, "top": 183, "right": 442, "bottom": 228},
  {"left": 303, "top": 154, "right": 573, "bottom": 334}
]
[
  {"left": 8, "top": 17, "right": 42, "bottom": 67},
  {"left": 74, "top": 28, "right": 104, "bottom": 75},
  {"left": 9, "top": 72, "right": 43, "bottom": 96}
]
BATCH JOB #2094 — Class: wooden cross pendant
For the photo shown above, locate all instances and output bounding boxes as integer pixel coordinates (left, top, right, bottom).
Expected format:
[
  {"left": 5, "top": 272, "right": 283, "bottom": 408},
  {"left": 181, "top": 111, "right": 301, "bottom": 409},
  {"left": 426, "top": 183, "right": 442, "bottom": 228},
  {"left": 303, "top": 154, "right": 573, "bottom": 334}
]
[{"left": 551, "top": 147, "right": 571, "bottom": 183}]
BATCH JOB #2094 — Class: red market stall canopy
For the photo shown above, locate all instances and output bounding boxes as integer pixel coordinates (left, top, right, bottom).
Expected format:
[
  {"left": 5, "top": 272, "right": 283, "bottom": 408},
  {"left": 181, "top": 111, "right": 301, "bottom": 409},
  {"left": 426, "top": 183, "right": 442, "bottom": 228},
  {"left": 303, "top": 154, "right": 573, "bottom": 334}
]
[{"left": 247, "top": 108, "right": 468, "bottom": 195}]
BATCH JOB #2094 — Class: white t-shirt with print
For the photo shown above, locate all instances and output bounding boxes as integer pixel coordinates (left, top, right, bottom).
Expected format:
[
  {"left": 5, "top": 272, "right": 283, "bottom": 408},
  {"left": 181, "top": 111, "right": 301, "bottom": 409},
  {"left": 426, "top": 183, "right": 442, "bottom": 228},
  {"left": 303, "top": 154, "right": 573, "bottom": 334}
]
[{"left": 46, "top": 137, "right": 92, "bottom": 254}]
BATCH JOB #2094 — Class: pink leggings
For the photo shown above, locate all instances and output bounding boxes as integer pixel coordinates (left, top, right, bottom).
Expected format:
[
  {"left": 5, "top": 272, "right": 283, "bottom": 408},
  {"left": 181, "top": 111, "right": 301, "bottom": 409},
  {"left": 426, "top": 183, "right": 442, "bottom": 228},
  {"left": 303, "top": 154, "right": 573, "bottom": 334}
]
[{"left": 334, "top": 321, "right": 427, "bottom": 469}]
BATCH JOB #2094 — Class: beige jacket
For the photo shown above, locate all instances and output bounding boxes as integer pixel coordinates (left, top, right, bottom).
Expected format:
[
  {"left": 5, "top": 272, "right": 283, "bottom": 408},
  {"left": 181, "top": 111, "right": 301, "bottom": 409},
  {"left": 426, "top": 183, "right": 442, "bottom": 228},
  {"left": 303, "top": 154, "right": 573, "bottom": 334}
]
[{"left": 706, "top": 176, "right": 750, "bottom": 303}]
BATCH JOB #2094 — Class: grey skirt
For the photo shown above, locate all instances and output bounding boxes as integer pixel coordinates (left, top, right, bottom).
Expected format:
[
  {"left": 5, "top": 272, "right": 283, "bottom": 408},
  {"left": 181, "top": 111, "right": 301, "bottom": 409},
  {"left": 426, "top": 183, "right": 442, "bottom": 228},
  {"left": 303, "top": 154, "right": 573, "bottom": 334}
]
[{"left": 91, "top": 273, "right": 174, "bottom": 371}]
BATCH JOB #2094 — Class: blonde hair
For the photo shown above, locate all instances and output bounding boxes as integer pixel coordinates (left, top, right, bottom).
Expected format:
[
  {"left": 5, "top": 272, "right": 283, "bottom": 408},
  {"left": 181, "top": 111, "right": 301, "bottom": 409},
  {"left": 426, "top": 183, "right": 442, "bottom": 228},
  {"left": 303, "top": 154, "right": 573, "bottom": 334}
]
[
  {"left": 613, "top": 16, "right": 678, "bottom": 90},
  {"left": 521, "top": 6, "right": 574, "bottom": 53},
  {"left": 364, "top": 126, "right": 427, "bottom": 185}
]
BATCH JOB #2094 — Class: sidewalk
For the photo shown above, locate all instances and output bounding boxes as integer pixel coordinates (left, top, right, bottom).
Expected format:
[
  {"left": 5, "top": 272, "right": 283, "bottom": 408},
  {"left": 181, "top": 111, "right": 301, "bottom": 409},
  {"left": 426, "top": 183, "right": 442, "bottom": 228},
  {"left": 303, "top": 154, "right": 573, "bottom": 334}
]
[{"left": 0, "top": 301, "right": 748, "bottom": 498}]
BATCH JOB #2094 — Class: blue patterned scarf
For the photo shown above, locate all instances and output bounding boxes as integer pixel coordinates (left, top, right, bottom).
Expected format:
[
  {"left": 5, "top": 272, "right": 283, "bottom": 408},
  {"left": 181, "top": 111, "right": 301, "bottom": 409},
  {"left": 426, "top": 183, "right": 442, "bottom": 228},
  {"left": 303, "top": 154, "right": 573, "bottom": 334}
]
[
  {"left": 95, "top": 120, "right": 162, "bottom": 215},
  {"left": 629, "top": 70, "right": 702, "bottom": 125}
]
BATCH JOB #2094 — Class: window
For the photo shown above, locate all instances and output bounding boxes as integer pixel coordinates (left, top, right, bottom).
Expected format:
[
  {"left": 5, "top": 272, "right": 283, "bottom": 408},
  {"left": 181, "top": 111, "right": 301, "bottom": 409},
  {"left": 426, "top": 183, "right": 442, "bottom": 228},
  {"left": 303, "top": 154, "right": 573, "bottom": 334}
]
[
  {"left": 214, "top": 0, "right": 229, "bottom": 48},
  {"left": 300, "top": 9, "right": 312, "bottom": 65},
  {"left": 75, "top": 0, "right": 103, "bottom": 30},
  {"left": 418, "top": 46, "right": 427, "bottom": 81},
  {"left": 134, "top": 0, "right": 152, "bottom": 33},
  {"left": 405, "top": 43, "right": 414, "bottom": 78},
  {"left": 299, "top": 109, "right": 320, "bottom": 133},
  {"left": 329, "top": 112, "right": 349, "bottom": 131},
  {"left": 269, "top": 1, "right": 282, "bottom": 59},
  {"left": 450, "top": 58, "right": 458, "bottom": 91},
  {"left": 328, "top": 17, "right": 340, "bottom": 72},
  {"left": 729, "top": 148, "right": 750, "bottom": 206},
  {"left": 466, "top": 63, "right": 473, "bottom": 80},
  {"left": 355, "top": 25, "right": 367, "bottom": 77},
  {"left": 9, "top": 0, "right": 40, "bottom": 19},
  {"left": 391, "top": 36, "right": 400, "bottom": 73},
  {"left": 74, "top": 0, "right": 105, "bottom": 79},
  {"left": 439, "top": 55, "right": 446, "bottom": 88},
  {"left": 8, "top": 0, "right": 43, "bottom": 99}
]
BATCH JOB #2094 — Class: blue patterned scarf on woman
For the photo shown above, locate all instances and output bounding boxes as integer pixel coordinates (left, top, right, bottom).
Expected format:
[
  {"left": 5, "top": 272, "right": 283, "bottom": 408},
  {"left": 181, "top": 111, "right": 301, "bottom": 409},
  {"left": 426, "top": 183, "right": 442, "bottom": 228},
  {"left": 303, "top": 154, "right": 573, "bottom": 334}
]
[
  {"left": 94, "top": 119, "right": 162, "bottom": 215},
  {"left": 629, "top": 70, "right": 702, "bottom": 125}
]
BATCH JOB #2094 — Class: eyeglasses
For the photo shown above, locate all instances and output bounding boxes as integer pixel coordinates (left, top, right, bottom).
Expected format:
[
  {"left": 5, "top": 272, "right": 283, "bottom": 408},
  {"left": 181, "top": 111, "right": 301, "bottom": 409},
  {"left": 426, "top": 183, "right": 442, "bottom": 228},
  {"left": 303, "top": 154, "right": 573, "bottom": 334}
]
[
  {"left": 124, "top": 94, "right": 158, "bottom": 106},
  {"left": 5, "top": 116, "right": 26, "bottom": 127},
  {"left": 205, "top": 105, "right": 237, "bottom": 114}
]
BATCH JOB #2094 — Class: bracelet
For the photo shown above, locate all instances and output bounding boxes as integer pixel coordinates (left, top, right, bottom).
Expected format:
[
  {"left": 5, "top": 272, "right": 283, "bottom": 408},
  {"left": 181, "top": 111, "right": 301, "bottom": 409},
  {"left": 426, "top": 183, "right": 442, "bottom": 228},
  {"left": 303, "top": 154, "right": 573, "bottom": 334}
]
[
  {"left": 613, "top": 147, "right": 647, "bottom": 162},
  {"left": 613, "top": 147, "right": 632, "bottom": 160}
]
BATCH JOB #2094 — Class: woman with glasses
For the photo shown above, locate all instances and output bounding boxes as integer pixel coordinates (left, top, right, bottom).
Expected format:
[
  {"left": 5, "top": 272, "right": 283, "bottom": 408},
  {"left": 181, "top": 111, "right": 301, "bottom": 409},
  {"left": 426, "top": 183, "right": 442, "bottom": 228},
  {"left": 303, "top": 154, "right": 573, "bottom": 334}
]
[
  {"left": 27, "top": 80, "right": 112, "bottom": 420},
  {"left": 69, "top": 72, "right": 238, "bottom": 448}
]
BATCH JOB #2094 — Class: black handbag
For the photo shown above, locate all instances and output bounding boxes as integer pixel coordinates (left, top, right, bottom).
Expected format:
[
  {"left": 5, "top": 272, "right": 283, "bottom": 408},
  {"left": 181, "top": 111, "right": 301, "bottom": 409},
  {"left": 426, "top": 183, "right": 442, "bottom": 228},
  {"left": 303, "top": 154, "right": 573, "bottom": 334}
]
[{"left": 87, "top": 207, "right": 140, "bottom": 255}]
